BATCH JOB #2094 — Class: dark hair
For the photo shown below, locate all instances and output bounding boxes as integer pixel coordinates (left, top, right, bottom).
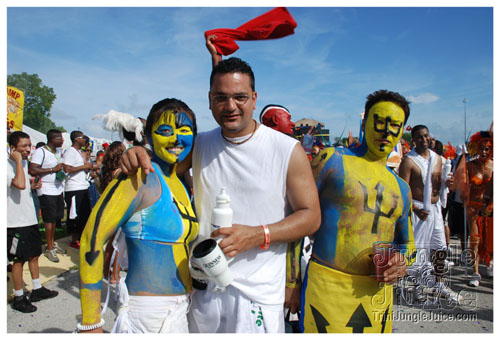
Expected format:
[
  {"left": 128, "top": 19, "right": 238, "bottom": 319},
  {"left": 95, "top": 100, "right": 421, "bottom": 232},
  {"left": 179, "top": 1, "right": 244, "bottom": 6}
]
[
  {"left": 364, "top": 90, "right": 411, "bottom": 125},
  {"left": 70, "top": 130, "right": 84, "bottom": 143},
  {"left": 100, "top": 141, "right": 125, "bottom": 191},
  {"left": 46, "top": 129, "right": 62, "bottom": 142},
  {"left": 411, "top": 125, "right": 429, "bottom": 138},
  {"left": 210, "top": 57, "right": 255, "bottom": 91},
  {"left": 122, "top": 128, "right": 137, "bottom": 142},
  {"left": 480, "top": 131, "right": 493, "bottom": 140},
  {"left": 434, "top": 140, "right": 444, "bottom": 156},
  {"left": 8, "top": 131, "right": 30, "bottom": 147},
  {"left": 83, "top": 135, "right": 90, "bottom": 145},
  {"left": 36, "top": 142, "right": 46, "bottom": 149},
  {"left": 145, "top": 98, "right": 197, "bottom": 142}
]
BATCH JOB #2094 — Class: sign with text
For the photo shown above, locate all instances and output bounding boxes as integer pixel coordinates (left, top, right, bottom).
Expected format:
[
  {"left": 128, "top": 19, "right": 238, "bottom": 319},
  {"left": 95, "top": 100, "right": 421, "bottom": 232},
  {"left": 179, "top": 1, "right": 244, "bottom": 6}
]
[{"left": 7, "top": 86, "right": 24, "bottom": 131}]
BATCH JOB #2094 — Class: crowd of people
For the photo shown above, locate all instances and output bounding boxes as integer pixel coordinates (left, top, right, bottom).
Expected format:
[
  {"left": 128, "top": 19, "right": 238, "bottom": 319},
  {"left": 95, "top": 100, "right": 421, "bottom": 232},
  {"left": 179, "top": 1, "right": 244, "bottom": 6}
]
[{"left": 6, "top": 34, "right": 493, "bottom": 333}]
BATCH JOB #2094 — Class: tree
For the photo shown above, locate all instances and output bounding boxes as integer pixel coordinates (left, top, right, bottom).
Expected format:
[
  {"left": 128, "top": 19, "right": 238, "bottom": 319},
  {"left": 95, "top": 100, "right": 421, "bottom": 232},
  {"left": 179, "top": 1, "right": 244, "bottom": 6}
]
[
  {"left": 7, "top": 72, "right": 66, "bottom": 133},
  {"left": 402, "top": 132, "right": 412, "bottom": 145}
]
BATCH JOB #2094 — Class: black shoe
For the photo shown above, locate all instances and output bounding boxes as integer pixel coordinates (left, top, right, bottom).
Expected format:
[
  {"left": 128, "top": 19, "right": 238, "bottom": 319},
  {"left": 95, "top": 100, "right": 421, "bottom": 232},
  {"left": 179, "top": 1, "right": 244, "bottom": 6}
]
[
  {"left": 29, "top": 286, "right": 58, "bottom": 302},
  {"left": 12, "top": 295, "right": 37, "bottom": 313}
]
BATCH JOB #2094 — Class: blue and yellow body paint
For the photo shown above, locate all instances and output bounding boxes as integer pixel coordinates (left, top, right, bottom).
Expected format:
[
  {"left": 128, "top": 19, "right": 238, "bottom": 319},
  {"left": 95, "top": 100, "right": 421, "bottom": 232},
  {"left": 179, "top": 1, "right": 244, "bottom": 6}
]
[
  {"left": 79, "top": 110, "right": 198, "bottom": 325},
  {"left": 301, "top": 102, "right": 415, "bottom": 333}
]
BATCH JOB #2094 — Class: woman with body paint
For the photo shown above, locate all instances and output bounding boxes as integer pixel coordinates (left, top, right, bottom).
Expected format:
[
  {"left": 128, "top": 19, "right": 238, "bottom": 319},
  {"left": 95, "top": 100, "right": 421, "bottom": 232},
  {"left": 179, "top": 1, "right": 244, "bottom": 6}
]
[
  {"left": 78, "top": 98, "right": 199, "bottom": 333},
  {"left": 464, "top": 131, "right": 493, "bottom": 287}
]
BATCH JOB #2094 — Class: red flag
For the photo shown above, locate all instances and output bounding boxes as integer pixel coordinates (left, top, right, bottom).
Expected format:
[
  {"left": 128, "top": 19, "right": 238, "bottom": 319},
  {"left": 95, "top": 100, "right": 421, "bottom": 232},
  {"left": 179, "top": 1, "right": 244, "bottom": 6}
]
[
  {"left": 205, "top": 7, "right": 298, "bottom": 56},
  {"left": 443, "top": 142, "right": 456, "bottom": 159}
]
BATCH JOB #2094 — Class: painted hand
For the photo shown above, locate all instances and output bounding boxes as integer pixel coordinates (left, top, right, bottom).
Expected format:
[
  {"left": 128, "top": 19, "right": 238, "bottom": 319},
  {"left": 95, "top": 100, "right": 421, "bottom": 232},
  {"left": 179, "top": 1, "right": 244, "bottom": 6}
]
[{"left": 119, "top": 146, "right": 154, "bottom": 175}]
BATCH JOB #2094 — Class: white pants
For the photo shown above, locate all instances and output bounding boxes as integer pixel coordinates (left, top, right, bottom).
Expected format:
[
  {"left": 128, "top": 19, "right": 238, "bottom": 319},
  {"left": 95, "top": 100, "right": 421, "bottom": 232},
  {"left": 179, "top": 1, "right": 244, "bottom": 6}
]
[
  {"left": 412, "top": 200, "right": 447, "bottom": 265},
  {"left": 188, "top": 281, "right": 284, "bottom": 333},
  {"left": 112, "top": 278, "right": 189, "bottom": 333}
]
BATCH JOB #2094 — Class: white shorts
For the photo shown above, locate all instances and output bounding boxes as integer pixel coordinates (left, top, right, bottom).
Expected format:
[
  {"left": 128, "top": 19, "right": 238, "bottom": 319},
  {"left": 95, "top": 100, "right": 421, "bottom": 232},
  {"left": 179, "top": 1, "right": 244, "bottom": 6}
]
[
  {"left": 188, "top": 281, "right": 284, "bottom": 333},
  {"left": 112, "top": 278, "right": 190, "bottom": 333},
  {"left": 412, "top": 200, "right": 447, "bottom": 265}
]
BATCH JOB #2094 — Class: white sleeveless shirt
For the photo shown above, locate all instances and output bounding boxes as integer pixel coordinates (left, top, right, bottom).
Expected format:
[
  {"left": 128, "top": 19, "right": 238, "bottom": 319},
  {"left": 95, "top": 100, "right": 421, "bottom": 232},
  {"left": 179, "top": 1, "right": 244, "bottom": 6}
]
[{"left": 192, "top": 124, "right": 298, "bottom": 306}]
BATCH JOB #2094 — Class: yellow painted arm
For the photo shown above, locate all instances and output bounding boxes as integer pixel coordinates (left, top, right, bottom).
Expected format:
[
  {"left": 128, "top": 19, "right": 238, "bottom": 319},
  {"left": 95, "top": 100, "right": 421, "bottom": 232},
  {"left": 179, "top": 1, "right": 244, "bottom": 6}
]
[
  {"left": 79, "top": 170, "right": 147, "bottom": 325},
  {"left": 286, "top": 240, "right": 303, "bottom": 288}
]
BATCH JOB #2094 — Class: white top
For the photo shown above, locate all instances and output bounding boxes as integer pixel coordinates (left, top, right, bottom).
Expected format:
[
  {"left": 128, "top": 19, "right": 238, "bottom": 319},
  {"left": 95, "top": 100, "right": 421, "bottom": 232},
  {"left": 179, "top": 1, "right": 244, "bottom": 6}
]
[
  {"left": 7, "top": 159, "right": 39, "bottom": 228},
  {"left": 62, "top": 146, "right": 89, "bottom": 191},
  {"left": 192, "top": 124, "right": 298, "bottom": 306},
  {"left": 30, "top": 146, "right": 64, "bottom": 196}
]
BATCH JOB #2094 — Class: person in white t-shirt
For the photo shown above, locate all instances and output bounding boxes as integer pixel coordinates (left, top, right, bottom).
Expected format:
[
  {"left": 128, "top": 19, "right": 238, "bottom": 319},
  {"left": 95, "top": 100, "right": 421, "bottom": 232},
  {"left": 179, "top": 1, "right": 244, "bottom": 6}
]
[
  {"left": 29, "top": 129, "right": 66, "bottom": 262},
  {"left": 8, "top": 131, "right": 58, "bottom": 313},
  {"left": 120, "top": 57, "right": 321, "bottom": 333},
  {"left": 62, "top": 131, "right": 99, "bottom": 249}
]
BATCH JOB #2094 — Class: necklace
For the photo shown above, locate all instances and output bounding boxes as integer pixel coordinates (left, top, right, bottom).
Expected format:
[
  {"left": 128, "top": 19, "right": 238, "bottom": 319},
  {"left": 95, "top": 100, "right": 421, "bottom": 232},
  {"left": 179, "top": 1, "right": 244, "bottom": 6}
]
[{"left": 221, "top": 120, "right": 257, "bottom": 145}]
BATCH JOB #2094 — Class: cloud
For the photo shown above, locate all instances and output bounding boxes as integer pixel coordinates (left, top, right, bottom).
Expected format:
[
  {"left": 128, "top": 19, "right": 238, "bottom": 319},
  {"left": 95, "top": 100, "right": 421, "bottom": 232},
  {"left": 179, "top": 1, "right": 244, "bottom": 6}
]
[{"left": 407, "top": 93, "right": 440, "bottom": 104}]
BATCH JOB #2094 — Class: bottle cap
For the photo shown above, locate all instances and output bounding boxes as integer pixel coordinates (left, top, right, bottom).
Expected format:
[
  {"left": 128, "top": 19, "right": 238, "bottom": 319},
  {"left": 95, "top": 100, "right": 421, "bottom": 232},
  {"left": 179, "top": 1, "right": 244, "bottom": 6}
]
[{"left": 216, "top": 188, "right": 230, "bottom": 205}]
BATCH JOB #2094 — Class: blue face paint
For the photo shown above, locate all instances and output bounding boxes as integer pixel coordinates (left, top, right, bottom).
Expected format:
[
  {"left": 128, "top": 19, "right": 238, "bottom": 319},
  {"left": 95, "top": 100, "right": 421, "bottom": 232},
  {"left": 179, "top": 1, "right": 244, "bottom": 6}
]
[{"left": 151, "top": 111, "right": 195, "bottom": 167}]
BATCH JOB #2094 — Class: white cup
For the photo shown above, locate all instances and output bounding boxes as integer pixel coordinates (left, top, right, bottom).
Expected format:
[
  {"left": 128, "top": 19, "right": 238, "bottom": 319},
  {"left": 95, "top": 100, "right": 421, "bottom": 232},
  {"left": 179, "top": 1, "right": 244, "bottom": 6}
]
[{"left": 190, "top": 238, "right": 234, "bottom": 289}]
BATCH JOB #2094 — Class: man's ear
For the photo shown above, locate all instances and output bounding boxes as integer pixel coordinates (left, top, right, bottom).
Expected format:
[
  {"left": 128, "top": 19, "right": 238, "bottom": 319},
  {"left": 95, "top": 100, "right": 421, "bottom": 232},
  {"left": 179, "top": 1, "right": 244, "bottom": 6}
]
[
  {"left": 271, "top": 114, "right": 279, "bottom": 126},
  {"left": 208, "top": 91, "right": 212, "bottom": 111}
]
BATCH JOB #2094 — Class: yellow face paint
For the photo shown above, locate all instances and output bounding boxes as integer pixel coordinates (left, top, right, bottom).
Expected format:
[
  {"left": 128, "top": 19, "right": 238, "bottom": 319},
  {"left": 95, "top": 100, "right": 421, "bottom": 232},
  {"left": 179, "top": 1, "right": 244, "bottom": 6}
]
[
  {"left": 151, "top": 110, "right": 194, "bottom": 165},
  {"left": 364, "top": 102, "right": 405, "bottom": 159}
]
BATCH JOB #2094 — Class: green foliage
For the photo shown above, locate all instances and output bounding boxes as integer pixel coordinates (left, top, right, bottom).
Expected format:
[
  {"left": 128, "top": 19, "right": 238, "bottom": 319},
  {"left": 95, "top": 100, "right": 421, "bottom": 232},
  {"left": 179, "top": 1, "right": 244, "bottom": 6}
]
[
  {"left": 402, "top": 132, "right": 412, "bottom": 144},
  {"left": 7, "top": 72, "right": 66, "bottom": 133}
]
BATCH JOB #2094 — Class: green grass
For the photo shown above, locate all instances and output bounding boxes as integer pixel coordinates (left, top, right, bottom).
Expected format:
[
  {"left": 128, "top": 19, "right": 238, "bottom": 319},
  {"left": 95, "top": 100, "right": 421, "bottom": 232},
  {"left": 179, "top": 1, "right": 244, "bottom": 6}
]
[{"left": 38, "top": 223, "right": 70, "bottom": 244}]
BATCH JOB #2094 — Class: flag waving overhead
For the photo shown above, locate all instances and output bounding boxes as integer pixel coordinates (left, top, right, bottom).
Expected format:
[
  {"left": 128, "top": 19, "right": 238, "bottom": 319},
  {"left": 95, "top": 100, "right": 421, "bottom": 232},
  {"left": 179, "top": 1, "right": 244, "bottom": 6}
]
[{"left": 204, "top": 7, "right": 298, "bottom": 56}]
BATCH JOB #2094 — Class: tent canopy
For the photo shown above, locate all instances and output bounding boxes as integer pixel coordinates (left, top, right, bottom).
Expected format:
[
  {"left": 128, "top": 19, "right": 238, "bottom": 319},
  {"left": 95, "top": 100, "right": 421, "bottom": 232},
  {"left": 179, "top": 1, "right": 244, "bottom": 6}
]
[{"left": 22, "top": 125, "right": 112, "bottom": 157}]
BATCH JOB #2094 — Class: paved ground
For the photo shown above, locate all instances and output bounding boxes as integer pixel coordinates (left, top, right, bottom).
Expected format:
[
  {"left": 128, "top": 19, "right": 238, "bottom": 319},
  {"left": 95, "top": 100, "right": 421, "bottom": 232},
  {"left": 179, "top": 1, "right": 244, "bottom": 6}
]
[{"left": 6, "top": 236, "right": 493, "bottom": 333}]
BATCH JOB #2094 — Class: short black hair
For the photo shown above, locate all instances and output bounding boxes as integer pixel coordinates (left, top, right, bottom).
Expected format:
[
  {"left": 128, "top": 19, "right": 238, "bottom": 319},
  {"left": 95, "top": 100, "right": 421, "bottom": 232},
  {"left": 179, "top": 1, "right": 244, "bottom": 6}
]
[
  {"left": 434, "top": 140, "right": 444, "bottom": 156},
  {"left": 46, "top": 129, "right": 62, "bottom": 142},
  {"left": 36, "top": 142, "right": 46, "bottom": 149},
  {"left": 365, "top": 90, "right": 411, "bottom": 125},
  {"left": 8, "top": 131, "right": 30, "bottom": 147},
  {"left": 70, "top": 130, "right": 84, "bottom": 143},
  {"left": 411, "top": 124, "right": 429, "bottom": 138},
  {"left": 210, "top": 57, "right": 255, "bottom": 91}
]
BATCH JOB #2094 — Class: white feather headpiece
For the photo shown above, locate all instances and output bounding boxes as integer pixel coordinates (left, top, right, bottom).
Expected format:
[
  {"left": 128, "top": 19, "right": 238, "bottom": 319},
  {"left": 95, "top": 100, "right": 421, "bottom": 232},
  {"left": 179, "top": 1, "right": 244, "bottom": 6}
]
[{"left": 93, "top": 110, "right": 143, "bottom": 142}]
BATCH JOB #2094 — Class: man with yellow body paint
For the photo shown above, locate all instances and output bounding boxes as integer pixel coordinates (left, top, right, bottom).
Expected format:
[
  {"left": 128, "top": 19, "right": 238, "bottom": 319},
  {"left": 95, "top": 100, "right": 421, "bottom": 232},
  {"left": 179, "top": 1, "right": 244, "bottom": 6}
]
[
  {"left": 300, "top": 90, "right": 416, "bottom": 333},
  {"left": 78, "top": 98, "right": 199, "bottom": 333}
]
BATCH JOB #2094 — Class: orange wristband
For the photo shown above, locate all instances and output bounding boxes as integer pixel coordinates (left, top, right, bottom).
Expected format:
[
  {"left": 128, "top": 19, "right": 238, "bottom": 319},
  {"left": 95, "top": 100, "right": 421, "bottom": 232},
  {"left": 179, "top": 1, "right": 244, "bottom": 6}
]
[{"left": 260, "top": 224, "right": 270, "bottom": 250}]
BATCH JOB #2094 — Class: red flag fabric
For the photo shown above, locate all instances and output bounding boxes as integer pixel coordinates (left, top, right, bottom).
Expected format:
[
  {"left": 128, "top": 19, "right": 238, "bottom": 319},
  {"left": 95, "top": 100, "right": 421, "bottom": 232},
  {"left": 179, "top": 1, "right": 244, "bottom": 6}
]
[
  {"left": 443, "top": 142, "right": 456, "bottom": 160},
  {"left": 204, "top": 7, "right": 298, "bottom": 56}
]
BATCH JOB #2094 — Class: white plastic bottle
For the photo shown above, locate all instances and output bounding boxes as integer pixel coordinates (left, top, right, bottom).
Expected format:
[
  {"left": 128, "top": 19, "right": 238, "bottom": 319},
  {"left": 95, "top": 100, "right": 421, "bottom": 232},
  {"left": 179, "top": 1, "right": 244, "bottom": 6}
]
[
  {"left": 442, "top": 158, "right": 452, "bottom": 181},
  {"left": 211, "top": 188, "right": 233, "bottom": 231}
]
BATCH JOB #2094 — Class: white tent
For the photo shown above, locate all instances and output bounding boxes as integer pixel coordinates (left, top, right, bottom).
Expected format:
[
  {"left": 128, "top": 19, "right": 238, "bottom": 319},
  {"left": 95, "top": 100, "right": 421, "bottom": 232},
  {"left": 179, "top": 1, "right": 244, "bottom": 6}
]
[{"left": 22, "top": 125, "right": 112, "bottom": 157}]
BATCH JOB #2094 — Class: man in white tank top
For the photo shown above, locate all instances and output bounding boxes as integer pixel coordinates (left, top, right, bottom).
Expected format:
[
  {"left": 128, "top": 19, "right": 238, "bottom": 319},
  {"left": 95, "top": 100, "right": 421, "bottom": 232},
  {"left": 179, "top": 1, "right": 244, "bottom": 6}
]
[{"left": 120, "top": 57, "right": 321, "bottom": 333}]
